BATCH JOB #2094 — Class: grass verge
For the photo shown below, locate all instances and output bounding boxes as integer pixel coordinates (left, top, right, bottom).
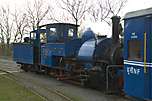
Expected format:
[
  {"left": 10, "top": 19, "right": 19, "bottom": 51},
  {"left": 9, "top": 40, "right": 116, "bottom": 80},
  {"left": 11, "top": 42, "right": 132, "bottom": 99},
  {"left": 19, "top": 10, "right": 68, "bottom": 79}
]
[{"left": 0, "top": 74, "right": 46, "bottom": 101}]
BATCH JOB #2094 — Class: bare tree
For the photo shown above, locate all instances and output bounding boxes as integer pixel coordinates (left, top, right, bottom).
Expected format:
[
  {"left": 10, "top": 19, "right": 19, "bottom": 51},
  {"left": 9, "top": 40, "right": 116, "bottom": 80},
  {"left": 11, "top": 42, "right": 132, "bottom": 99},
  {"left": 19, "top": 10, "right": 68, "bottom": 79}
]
[
  {"left": 13, "top": 9, "right": 28, "bottom": 43},
  {"left": 26, "top": 0, "right": 50, "bottom": 30},
  {"left": 0, "top": 6, "right": 13, "bottom": 45},
  {"left": 58, "top": 0, "right": 91, "bottom": 33},
  {"left": 90, "top": 0, "right": 111, "bottom": 25},
  {"left": 0, "top": 24, "right": 5, "bottom": 44},
  {"left": 107, "top": 0, "right": 127, "bottom": 16},
  {"left": 49, "top": 9, "right": 69, "bottom": 23},
  {"left": 90, "top": 0, "right": 127, "bottom": 26}
]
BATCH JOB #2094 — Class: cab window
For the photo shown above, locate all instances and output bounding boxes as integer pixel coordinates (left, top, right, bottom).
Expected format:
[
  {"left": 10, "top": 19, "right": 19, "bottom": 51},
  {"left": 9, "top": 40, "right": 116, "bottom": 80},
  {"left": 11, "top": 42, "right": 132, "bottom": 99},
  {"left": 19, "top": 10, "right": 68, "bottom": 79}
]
[
  {"left": 68, "top": 28, "right": 74, "bottom": 37},
  {"left": 49, "top": 28, "right": 56, "bottom": 35},
  {"left": 40, "top": 33, "right": 47, "bottom": 43},
  {"left": 128, "top": 40, "right": 141, "bottom": 61}
]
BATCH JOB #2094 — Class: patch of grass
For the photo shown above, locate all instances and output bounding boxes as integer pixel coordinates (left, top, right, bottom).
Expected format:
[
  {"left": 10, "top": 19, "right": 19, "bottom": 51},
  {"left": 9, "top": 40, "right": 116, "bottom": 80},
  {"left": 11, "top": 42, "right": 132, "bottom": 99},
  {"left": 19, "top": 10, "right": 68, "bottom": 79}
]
[
  {"left": 0, "top": 71, "right": 5, "bottom": 73},
  {"left": 0, "top": 74, "right": 45, "bottom": 101}
]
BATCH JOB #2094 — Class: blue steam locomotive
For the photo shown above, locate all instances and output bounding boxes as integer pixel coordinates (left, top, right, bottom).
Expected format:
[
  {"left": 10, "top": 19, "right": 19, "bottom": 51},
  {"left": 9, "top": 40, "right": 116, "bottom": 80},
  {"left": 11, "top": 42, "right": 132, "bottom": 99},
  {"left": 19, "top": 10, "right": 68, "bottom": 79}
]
[{"left": 13, "top": 7, "right": 152, "bottom": 100}]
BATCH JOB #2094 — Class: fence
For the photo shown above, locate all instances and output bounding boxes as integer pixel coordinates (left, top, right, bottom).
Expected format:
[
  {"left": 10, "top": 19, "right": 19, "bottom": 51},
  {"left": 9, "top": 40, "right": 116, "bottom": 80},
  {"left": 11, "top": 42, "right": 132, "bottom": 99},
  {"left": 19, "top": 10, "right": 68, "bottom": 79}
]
[{"left": 0, "top": 44, "right": 12, "bottom": 60}]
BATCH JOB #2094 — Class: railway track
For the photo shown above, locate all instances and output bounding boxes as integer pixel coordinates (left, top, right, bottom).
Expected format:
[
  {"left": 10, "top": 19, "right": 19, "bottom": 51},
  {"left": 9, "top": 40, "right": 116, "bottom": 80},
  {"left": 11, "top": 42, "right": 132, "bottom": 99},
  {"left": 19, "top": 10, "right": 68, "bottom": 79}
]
[
  {"left": 25, "top": 78, "right": 74, "bottom": 101},
  {"left": 0, "top": 64, "right": 75, "bottom": 101},
  {"left": 0, "top": 59, "right": 131, "bottom": 101}
]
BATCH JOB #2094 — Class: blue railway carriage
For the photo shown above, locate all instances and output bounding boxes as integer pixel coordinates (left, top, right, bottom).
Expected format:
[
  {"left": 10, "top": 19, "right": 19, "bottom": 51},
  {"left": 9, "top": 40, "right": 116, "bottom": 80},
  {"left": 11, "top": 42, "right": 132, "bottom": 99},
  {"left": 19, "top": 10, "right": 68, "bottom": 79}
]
[{"left": 124, "top": 8, "right": 152, "bottom": 100}]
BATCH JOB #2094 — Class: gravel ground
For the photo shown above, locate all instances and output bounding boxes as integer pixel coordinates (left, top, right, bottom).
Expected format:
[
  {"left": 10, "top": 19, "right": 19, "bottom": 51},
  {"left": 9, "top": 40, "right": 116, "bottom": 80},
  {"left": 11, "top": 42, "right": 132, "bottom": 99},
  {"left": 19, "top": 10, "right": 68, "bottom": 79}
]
[
  {"left": 0, "top": 59, "right": 133, "bottom": 101},
  {"left": 17, "top": 72, "right": 133, "bottom": 101}
]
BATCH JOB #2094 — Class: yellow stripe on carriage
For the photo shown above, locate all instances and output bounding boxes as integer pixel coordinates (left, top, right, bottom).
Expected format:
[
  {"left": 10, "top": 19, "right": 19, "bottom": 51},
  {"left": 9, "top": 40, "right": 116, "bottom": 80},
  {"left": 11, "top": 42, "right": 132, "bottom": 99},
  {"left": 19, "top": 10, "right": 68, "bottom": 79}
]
[{"left": 144, "top": 32, "right": 147, "bottom": 73}]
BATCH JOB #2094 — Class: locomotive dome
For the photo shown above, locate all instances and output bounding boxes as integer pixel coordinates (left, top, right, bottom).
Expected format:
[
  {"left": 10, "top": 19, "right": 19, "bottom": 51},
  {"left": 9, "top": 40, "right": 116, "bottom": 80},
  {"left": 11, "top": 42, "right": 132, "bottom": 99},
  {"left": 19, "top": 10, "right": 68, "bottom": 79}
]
[{"left": 81, "top": 27, "right": 96, "bottom": 42}]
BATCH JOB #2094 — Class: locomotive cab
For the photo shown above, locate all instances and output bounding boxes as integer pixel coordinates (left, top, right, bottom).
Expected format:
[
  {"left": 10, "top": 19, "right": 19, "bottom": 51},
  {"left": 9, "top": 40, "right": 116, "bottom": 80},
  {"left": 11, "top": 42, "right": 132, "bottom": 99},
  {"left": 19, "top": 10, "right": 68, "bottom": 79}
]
[
  {"left": 40, "top": 23, "right": 82, "bottom": 68},
  {"left": 40, "top": 23, "right": 79, "bottom": 43}
]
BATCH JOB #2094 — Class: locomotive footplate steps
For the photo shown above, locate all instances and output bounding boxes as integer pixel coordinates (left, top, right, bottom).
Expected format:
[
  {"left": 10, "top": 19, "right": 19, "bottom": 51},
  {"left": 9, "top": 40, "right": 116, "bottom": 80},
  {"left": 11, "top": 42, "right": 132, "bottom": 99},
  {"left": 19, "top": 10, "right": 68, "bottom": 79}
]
[{"left": 106, "top": 65, "right": 123, "bottom": 94}]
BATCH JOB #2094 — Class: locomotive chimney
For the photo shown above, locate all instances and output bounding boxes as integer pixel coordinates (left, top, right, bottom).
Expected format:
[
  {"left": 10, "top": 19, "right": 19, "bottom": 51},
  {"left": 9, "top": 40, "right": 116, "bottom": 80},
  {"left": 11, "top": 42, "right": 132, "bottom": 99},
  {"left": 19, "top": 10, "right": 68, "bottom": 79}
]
[{"left": 111, "top": 16, "right": 121, "bottom": 43}]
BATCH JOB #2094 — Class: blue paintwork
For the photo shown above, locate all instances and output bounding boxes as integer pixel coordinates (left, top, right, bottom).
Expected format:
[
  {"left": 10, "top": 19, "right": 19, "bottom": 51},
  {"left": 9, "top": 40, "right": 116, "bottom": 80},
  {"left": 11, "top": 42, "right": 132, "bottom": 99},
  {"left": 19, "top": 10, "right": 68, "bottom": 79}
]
[
  {"left": 13, "top": 43, "right": 33, "bottom": 64},
  {"left": 13, "top": 23, "right": 81, "bottom": 67},
  {"left": 13, "top": 23, "right": 98, "bottom": 69},
  {"left": 77, "top": 37, "right": 109, "bottom": 69},
  {"left": 78, "top": 39, "right": 96, "bottom": 62},
  {"left": 41, "top": 28, "right": 97, "bottom": 68},
  {"left": 13, "top": 29, "right": 47, "bottom": 65},
  {"left": 124, "top": 13, "right": 152, "bottom": 99},
  {"left": 41, "top": 39, "right": 82, "bottom": 67}
]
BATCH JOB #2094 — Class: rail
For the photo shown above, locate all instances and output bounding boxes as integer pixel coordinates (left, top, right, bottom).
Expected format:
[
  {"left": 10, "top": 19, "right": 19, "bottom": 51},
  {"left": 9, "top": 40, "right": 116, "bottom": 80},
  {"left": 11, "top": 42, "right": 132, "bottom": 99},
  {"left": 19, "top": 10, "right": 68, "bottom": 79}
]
[{"left": 0, "top": 68, "right": 74, "bottom": 101}]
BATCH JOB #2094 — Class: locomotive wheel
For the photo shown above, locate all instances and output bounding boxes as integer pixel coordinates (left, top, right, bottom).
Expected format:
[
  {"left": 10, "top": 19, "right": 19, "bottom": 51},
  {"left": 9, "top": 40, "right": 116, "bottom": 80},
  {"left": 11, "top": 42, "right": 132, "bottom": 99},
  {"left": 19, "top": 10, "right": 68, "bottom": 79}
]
[
  {"left": 86, "top": 71, "right": 106, "bottom": 90},
  {"left": 35, "top": 65, "right": 42, "bottom": 74},
  {"left": 44, "top": 67, "right": 49, "bottom": 75},
  {"left": 21, "top": 64, "right": 28, "bottom": 72},
  {"left": 35, "top": 65, "right": 47, "bottom": 74},
  {"left": 84, "top": 63, "right": 108, "bottom": 90}
]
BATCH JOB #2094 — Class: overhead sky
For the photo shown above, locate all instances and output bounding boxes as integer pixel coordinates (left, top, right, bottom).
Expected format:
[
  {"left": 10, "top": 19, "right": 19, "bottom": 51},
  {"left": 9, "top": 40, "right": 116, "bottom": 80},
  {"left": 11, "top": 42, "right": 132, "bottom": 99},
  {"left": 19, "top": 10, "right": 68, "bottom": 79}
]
[
  {"left": 86, "top": 0, "right": 152, "bottom": 36},
  {"left": 1, "top": 0, "right": 152, "bottom": 12},
  {"left": 1, "top": 0, "right": 152, "bottom": 36}
]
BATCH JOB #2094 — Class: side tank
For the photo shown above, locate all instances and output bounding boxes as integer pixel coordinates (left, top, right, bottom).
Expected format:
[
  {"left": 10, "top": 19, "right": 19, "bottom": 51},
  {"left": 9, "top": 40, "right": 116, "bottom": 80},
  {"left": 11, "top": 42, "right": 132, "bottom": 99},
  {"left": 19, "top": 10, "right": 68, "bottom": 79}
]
[
  {"left": 77, "top": 28, "right": 97, "bottom": 62},
  {"left": 77, "top": 37, "right": 107, "bottom": 62}
]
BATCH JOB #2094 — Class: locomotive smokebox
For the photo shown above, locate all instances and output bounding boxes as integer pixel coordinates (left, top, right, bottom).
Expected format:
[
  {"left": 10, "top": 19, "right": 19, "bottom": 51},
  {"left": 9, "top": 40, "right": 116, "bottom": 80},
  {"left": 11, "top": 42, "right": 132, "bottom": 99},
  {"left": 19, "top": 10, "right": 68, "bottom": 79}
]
[{"left": 111, "top": 16, "right": 121, "bottom": 43}]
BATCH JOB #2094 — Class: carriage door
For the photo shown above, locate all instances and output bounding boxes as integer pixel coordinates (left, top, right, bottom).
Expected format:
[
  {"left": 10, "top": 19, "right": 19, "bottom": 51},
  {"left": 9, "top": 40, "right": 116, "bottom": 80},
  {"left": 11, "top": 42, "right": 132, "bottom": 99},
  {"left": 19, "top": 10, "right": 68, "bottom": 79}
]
[
  {"left": 144, "top": 15, "right": 152, "bottom": 99},
  {"left": 149, "top": 16, "right": 152, "bottom": 99},
  {"left": 143, "top": 15, "right": 152, "bottom": 99}
]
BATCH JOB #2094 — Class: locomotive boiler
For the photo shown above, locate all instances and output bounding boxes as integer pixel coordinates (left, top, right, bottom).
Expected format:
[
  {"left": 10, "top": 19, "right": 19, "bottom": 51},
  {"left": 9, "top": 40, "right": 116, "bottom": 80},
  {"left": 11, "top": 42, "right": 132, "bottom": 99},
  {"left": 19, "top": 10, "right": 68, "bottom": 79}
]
[
  {"left": 78, "top": 16, "right": 123, "bottom": 68},
  {"left": 64, "top": 16, "right": 124, "bottom": 91}
]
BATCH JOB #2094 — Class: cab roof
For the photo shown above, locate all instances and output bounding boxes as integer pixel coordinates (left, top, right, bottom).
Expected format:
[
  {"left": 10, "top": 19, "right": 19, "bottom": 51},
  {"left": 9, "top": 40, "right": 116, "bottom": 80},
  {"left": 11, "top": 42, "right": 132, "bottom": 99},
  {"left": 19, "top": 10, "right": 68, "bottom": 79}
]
[
  {"left": 124, "top": 7, "right": 152, "bottom": 19},
  {"left": 40, "top": 23, "right": 79, "bottom": 28}
]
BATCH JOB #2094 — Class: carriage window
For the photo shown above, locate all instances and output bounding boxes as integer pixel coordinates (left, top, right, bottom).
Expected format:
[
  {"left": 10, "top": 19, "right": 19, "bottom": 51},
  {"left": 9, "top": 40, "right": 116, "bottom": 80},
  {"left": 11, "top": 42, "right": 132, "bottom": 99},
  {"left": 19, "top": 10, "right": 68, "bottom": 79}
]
[
  {"left": 128, "top": 40, "right": 141, "bottom": 61},
  {"left": 49, "top": 28, "right": 56, "bottom": 35},
  {"left": 68, "top": 28, "right": 74, "bottom": 37}
]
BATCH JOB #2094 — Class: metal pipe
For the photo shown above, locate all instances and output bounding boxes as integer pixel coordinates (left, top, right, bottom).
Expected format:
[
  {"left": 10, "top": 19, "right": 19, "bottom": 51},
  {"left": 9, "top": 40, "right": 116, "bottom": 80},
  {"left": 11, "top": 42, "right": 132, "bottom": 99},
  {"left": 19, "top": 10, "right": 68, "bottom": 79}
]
[{"left": 106, "top": 65, "right": 123, "bottom": 94}]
